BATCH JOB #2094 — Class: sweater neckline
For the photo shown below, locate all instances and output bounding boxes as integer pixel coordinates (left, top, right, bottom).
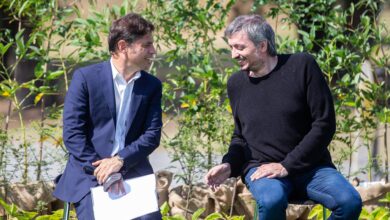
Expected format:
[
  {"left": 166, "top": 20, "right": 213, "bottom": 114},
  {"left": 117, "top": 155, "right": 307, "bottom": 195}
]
[{"left": 244, "top": 54, "right": 283, "bottom": 84}]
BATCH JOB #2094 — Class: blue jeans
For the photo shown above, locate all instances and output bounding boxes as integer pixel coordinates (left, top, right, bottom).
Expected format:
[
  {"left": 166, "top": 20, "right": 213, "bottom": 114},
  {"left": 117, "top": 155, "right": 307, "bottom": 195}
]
[{"left": 245, "top": 166, "right": 362, "bottom": 220}]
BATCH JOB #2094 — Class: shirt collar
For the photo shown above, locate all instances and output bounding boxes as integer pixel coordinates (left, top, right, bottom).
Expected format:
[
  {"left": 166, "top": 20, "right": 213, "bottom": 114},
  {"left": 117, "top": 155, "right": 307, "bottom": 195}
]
[
  {"left": 110, "top": 58, "right": 121, "bottom": 81},
  {"left": 110, "top": 58, "right": 142, "bottom": 84}
]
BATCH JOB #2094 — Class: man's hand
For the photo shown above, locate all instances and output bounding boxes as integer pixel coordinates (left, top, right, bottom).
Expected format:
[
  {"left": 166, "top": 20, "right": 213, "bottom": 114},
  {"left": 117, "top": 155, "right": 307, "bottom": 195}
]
[
  {"left": 92, "top": 156, "right": 123, "bottom": 184},
  {"left": 205, "top": 163, "right": 231, "bottom": 191},
  {"left": 250, "top": 163, "right": 288, "bottom": 181}
]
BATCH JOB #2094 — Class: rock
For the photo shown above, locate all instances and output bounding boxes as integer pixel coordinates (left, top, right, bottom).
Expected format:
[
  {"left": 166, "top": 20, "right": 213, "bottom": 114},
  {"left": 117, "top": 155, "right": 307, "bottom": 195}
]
[{"left": 0, "top": 181, "right": 56, "bottom": 216}]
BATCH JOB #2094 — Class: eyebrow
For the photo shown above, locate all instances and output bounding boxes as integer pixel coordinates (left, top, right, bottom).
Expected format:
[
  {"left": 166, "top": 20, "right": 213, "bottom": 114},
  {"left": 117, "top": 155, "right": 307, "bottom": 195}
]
[
  {"left": 229, "top": 43, "right": 245, "bottom": 47},
  {"left": 143, "top": 41, "right": 153, "bottom": 44}
]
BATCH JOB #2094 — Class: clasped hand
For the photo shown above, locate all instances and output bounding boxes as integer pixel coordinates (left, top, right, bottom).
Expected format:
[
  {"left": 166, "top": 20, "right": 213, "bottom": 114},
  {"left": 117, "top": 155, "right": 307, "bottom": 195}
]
[
  {"left": 92, "top": 157, "right": 125, "bottom": 196},
  {"left": 92, "top": 157, "right": 123, "bottom": 184}
]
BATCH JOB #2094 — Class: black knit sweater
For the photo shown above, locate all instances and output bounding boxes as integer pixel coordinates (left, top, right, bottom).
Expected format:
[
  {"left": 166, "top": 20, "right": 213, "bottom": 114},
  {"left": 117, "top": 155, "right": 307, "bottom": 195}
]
[{"left": 222, "top": 53, "right": 336, "bottom": 177}]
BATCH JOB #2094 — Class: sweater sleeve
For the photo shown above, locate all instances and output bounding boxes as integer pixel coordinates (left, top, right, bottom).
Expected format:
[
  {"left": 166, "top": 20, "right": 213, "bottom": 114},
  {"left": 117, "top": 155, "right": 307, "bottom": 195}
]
[
  {"left": 222, "top": 115, "right": 247, "bottom": 177},
  {"left": 222, "top": 74, "right": 247, "bottom": 177},
  {"left": 281, "top": 54, "right": 336, "bottom": 175}
]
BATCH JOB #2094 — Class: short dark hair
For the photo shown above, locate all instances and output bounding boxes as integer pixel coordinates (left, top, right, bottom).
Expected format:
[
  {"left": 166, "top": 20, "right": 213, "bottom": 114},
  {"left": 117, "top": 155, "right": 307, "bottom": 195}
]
[{"left": 108, "top": 13, "right": 154, "bottom": 53}]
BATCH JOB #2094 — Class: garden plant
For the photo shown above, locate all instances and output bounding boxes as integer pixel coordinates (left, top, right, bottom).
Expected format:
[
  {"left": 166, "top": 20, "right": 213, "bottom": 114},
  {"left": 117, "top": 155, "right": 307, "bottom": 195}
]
[{"left": 0, "top": 0, "right": 389, "bottom": 219}]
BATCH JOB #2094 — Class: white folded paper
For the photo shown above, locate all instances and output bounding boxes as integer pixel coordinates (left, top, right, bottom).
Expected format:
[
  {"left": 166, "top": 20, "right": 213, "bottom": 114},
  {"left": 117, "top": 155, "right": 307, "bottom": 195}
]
[{"left": 91, "top": 174, "right": 159, "bottom": 220}]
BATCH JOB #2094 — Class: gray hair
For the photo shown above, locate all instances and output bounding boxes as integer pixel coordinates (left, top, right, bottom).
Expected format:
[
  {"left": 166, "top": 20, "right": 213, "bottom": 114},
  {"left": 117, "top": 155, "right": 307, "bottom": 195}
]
[{"left": 225, "top": 15, "right": 277, "bottom": 56}]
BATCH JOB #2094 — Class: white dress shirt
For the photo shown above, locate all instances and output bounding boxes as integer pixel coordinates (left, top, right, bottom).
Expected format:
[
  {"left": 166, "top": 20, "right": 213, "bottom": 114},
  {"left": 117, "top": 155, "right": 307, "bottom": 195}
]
[{"left": 110, "top": 59, "right": 141, "bottom": 156}]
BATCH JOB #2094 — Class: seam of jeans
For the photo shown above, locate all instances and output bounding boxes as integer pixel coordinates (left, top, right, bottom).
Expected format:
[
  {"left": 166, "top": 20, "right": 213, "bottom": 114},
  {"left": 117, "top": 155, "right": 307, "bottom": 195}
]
[{"left": 306, "top": 187, "right": 337, "bottom": 209}]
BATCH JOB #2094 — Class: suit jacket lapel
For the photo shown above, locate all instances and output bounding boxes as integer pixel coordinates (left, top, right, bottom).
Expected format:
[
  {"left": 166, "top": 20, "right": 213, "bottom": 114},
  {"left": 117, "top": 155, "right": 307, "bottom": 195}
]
[
  {"left": 101, "top": 61, "right": 116, "bottom": 123},
  {"left": 125, "top": 71, "right": 144, "bottom": 134}
]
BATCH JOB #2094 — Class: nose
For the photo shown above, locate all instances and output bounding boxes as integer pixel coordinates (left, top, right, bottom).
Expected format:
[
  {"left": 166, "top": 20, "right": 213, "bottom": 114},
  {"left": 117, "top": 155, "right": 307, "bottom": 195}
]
[
  {"left": 150, "top": 45, "right": 156, "bottom": 55},
  {"left": 231, "top": 48, "right": 239, "bottom": 59}
]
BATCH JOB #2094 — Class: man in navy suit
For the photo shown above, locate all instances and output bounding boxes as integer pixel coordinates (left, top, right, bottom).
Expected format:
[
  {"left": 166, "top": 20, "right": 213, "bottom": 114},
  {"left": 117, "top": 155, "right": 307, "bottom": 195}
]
[{"left": 53, "top": 13, "right": 162, "bottom": 220}]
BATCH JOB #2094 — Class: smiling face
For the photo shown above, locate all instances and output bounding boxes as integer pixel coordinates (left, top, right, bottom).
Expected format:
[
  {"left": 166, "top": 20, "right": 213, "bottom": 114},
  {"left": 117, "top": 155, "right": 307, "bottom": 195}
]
[
  {"left": 227, "top": 31, "right": 267, "bottom": 73},
  {"left": 125, "top": 33, "right": 156, "bottom": 71}
]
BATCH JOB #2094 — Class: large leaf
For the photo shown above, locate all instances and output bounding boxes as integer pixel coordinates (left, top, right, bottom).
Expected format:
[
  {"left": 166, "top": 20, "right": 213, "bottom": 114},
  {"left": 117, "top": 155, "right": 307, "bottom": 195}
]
[
  {"left": 0, "top": 42, "right": 13, "bottom": 56},
  {"left": 0, "top": 198, "right": 38, "bottom": 220},
  {"left": 192, "top": 208, "right": 205, "bottom": 220},
  {"left": 160, "top": 201, "right": 170, "bottom": 216},
  {"left": 204, "top": 212, "right": 224, "bottom": 220},
  {"left": 47, "top": 70, "right": 64, "bottom": 80}
]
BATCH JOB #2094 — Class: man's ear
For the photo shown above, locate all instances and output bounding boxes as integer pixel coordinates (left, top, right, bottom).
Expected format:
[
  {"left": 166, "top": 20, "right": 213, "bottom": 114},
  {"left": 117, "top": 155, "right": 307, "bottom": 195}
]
[
  {"left": 259, "top": 40, "right": 268, "bottom": 53},
  {"left": 116, "top": 40, "right": 128, "bottom": 53}
]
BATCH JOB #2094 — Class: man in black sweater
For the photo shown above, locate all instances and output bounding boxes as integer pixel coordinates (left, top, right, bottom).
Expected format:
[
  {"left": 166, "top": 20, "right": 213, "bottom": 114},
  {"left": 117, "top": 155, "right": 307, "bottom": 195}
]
[{"left": 205, "top": 15, "right": 362, "bottom": 219}]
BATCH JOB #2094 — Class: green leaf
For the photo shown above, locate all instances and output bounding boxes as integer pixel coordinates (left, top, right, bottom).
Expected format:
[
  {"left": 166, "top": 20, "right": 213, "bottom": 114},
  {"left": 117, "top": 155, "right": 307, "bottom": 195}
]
[
  {"left": 29, "top": 45, "right": 41, "bottom": 55},
  {"left": 341, "top": 74, "right": 351, "bottom": 83},
  {"left": 14, "top": 29, "right": 25, "bottom": 41},
  {"left": 187, "top": 76, "right": 195, "bottom": 85},
  {"left": 174, "top": 35, "right": 186, "bottom": 46},
  {"left": 160, "top": 201, "right": 170, "bottom": 216},
  {"left": 163, "top": 215, "right": 186, "bottom": 220},
  {"left": 192, "top": 208, "right": 205, "bottom": 220},
  {"left": 379, "top": 192, "right": 390, "bottom": 203},
  {"left": 38, "top": 86, "right": 52, "bottom": 92},
  {"left": 0, "top": 198, "right": 38, "bottom": 219},
  {"left": 230, "top": 216, "right": 245, "bottom": 220},
  {"left": 205, "top": 212, "right": 224, "bottom": 220},
  {"left": 376, "top": 210, "right": 390, "bottom": 220},
  {"left": 359, "top": 207, "right": 371, "bottom": 219},
  {"left": 344, "top": 101, "right": 356, "bottom": 107},
  {"left": 89, "top": 31, "right": 100, "bottom": 44},
  {"left": 18, "top": 0, "right": 32, "bottom": 18},
  {"left": 36, "top": 215, "right": 51, "bottom": 220},
  {"left": 41, "top": 209, "right": 65, "bottom": 218},
  {"left": 0, "top": 42, "right": 13, "bottom": 56},
  {"left": 120, "top": 6, "right": 126, "bottom": 16},
  {"left": 47, "top": 70, "right": 64, "bottom": 80},
  {"left": 34, "top": 63, "right": 44, "bottom": 78},
  {"left": 0, "top": 198, "right": 14, "bottom": 214},
  {"left": 308, "top": 204, "right": 323, "bottom": 219},
  {"left": 86, "top": 18, "right": 97, "bottom": 25},
  {"left": 74, "top": 18, "right": 88, "bottom": 25},
  {"left": 297, "top": 30, "right": 309, "bottom": 39}
]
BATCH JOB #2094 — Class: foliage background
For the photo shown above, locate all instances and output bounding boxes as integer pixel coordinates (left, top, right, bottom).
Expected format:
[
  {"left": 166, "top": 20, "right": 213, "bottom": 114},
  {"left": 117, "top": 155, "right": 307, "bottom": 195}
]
[{"left": 0, "top": 0, "right": 389, "bottom": 218}]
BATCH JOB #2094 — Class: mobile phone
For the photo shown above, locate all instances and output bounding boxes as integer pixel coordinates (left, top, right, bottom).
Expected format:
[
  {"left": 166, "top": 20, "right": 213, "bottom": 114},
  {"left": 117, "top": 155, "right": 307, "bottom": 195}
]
[{"left": 83, "top": 165, "right": 95, "bottom": 175}]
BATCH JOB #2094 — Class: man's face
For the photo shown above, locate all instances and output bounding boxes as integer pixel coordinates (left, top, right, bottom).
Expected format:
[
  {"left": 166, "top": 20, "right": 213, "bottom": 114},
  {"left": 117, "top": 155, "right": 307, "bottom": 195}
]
[
  {"left": 125, "top": 33, "right": 156, "bottom": 71},
  {"left": 227, "top": 31, "right": 264, "bottom": 72}
]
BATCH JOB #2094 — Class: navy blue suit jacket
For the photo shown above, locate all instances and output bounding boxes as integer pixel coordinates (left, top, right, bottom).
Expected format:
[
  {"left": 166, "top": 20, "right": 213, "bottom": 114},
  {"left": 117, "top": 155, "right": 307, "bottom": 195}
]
[{"left": 53, "top": 61, "right": 162, "bottom": 203}]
